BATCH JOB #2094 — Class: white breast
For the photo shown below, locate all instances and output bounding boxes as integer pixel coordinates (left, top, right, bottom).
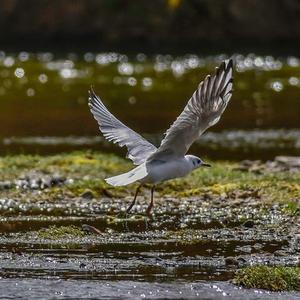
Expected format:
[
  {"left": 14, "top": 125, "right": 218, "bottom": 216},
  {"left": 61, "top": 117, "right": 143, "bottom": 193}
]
[{"left": 142, "top": 158, "right": 192, "bottom": 184}]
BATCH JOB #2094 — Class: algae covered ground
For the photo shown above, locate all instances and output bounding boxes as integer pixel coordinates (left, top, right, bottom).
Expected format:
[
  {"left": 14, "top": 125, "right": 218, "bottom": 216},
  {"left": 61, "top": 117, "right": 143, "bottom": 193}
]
[{"left": 0, "top": 151, "right": 300, "bottom": 297}]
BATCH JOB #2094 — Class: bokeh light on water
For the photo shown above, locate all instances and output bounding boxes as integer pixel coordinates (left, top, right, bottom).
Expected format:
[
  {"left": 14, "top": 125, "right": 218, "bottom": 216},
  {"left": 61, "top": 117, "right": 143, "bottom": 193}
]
[{"left": 0, "top": 51, "right": 299, "bottom": 158}]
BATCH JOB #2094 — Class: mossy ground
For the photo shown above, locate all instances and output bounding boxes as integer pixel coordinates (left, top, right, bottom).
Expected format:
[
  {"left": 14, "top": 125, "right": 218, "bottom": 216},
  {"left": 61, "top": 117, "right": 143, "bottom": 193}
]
[
  {"left": 0, "top": 152, "right": 300, "bottom": 293},
  {"left": 0, "top": 151, "right": 299, "bottom": 208},
  {"left": 234, "top": 266, "right": 300, "bottom": 291},
  {"left": 37, "top": 225, "right": 85, "bottom": 239}
]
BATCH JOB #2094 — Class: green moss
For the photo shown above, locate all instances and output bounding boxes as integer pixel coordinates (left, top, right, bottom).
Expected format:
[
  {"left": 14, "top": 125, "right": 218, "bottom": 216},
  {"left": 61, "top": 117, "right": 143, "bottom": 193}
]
[
  {"left": 0, "top": 151, "right": 299, "bottom": 205},
  {"left": 282, "top": 201, "right": 300, "bottom": 216},
  {"left": 37, "top": 225, "right": 85, "bottom": 239},
  {"left": 0, "top": 151, "right": 130, "bottom": 180},
  {"left": 234, "top": 266, "right": 300, "bottom": 291}
]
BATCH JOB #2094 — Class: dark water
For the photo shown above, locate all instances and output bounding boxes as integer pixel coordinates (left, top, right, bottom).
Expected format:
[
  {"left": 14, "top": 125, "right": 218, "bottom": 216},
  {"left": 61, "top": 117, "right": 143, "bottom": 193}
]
[{"left": 0, "top": 51, "right": 300, "bottom": 159}]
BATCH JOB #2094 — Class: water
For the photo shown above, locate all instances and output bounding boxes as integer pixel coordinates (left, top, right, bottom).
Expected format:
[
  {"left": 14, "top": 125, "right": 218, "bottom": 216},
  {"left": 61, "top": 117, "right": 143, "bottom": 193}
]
[
  {"left": 0, "top": 51, "right": 299, "bottom": 159},
  {"left": 1, "top": 279, "right": 299, "bottom": 299}
]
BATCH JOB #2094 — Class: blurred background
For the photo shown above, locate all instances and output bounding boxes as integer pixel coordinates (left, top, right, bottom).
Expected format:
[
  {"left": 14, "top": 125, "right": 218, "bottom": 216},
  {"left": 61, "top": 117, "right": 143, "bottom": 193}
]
[{"left": 0, "top": 0, "right": 300, "bottom": 160}]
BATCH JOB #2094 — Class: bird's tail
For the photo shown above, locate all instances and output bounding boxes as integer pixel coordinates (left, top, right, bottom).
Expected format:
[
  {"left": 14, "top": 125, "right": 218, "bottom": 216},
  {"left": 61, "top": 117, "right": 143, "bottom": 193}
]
[{"left": 105, "top": 164, "right": 148, "bottom": 186}]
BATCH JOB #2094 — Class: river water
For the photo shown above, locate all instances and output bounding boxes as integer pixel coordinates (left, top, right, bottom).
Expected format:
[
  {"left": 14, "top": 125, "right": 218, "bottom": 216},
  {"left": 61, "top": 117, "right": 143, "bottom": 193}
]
[
  {"left": 0, "top": 51, "right": 299, "bottom": 159},
  {"left": 1, "top": 279, "right": 300, "bottom": 300}
]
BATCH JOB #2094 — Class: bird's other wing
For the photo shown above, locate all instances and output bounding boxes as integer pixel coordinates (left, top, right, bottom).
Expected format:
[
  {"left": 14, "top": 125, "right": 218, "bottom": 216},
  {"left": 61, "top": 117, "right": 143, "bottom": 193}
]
[
  {"left": 147, "top": 59, "right": 233, "bottom": 162},
  {"left": 88, "top": 89, "right": 157, "bottom": 165}
]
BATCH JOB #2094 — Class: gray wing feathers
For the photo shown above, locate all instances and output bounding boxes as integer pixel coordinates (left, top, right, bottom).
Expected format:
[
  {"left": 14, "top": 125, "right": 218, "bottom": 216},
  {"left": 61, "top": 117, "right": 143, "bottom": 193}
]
[
  {"left": 148, "top": 59, "right": 233, "bottom": 161},
  {"left": 88, "top": 89, "right": 157, "bottom": 165}
]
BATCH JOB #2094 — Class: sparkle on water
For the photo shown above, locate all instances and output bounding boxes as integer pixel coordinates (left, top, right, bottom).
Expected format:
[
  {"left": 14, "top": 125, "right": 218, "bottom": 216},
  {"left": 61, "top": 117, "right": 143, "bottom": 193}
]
[{"left": 0, "top": 50, "right": 300, "bottom": 159}]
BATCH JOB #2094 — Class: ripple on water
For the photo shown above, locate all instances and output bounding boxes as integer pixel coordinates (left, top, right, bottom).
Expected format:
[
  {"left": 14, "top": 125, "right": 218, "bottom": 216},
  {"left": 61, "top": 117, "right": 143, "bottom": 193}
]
[
  {"left": 0, "top": 51, "right": 299, "bottom": 152},
  {"left": 2, "top": 129, "right": 300, "bottom": 159},
  {"left": 0, "top": 279, "right": 299, "bottom": 300}
]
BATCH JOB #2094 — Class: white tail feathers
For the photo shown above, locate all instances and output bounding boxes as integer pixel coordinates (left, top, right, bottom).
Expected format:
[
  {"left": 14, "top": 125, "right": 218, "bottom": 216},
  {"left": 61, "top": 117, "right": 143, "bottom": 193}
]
[{"left": 105, "top": 164, "right": 148, "bottom": 186}]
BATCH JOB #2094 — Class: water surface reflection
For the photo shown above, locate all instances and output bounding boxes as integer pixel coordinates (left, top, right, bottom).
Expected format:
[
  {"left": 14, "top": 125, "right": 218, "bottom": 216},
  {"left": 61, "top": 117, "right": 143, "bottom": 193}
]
[{"left": 0, "top": 51, "right": 299, "bottom": 158}]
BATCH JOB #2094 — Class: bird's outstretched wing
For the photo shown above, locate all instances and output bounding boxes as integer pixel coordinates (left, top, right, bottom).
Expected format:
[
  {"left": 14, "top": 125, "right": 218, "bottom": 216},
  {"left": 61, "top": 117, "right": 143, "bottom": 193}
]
[
  {"left": 88, "top": 89, "right": 157, "bottom": 165},
  {"left": 147, "top": 59, "right": 233, "bottom": 162}
]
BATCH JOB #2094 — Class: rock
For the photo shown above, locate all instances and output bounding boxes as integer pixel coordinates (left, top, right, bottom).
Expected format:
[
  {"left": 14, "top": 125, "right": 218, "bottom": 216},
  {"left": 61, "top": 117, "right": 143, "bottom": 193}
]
[
  {"left": 79, "top": 263, "right": 87, "bottom": 269},
  {"left": 81, "top": 224, "right": 102, "bottom": 235},
  {"left": 225, "top": 256, "right": 239, "bottom": 266},
  {"left": 0, "top": 181, "right": 13, "bottom": 190},
  {"left": 237, "top": 257, "right": 247, "bottom": 264},
  {"left": 275, "top": 156, "right": 300, "bottom": 168},
  {"left": 80, "top": 190, "right": 95, "bottom": 199},
  {"left": 15, "top": 179, "right": 28, "bottom": 189},
  {"left": 41, "top": 176, "right": 52, "bottom": 189},
  {"left": 237, "top": 157, "right": 300, "bottom": 174},
  {"left": 243, "top": 220, "right": 255, "bottom": 228},
  {"left": 51, "top": 174, "right": 66, "bottom": 186},
  {"left": 14, "top": 172, "right": 66, "bottom": 190},
  {"left": 29, "top": 178, "right": 41, "bottom": 189},
  {"left": 236, "top": 245, "right": 252, "bottom": 254},
  {"left": 274, "top": 250, "right": 289, "bottom": 257}
]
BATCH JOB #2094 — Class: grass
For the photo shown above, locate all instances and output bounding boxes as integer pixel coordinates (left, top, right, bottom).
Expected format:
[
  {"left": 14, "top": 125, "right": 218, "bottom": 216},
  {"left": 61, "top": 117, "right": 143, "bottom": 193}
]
[
  {"left": 234, "top": 266, "right": 300, "bottom": 291},
  {"left": 0, "top": 151, "right": 299, "bottom": 205}
]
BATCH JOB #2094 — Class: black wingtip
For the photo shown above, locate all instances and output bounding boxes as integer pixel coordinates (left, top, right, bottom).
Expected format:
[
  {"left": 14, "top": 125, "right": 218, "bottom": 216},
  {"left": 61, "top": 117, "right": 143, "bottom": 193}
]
[{"left": 225, "top": 58, "right": 234, "bottom": 70}]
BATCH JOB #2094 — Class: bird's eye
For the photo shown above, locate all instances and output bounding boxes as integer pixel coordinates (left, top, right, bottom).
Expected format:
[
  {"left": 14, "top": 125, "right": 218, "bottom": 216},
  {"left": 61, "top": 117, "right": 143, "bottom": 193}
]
[{"left": 197, "top": 159, "right": 201, "bottom": 164}]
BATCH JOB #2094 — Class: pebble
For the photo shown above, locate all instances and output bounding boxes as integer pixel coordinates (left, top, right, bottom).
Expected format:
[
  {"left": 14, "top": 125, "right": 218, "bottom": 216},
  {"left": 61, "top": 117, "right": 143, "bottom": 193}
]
[
  {"left": 237, "top": 156, "right": 300, "bottom": 174},
  {"left": 225, "top": 256, "right": 239, "bottom": 266},
  {"left": 0, "top": 181, "right": 13, "bottom": 190},
  {"left": 80, "top": 190, "right": 95, "bottom": 200},
  {"left": 243, "top": 220, "right": 255, "bottom": 228}
]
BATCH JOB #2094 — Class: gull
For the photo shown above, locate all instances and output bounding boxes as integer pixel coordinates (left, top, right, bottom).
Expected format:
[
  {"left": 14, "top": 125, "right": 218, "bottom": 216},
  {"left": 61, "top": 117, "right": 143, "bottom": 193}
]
[{"left": 88, "top": 59, "right": 233, "bottom": 216}]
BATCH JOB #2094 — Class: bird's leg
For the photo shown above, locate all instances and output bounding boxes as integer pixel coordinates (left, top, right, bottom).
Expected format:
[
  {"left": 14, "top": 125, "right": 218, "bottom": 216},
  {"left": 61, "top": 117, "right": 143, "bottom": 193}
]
[
  {"left": 146, "top": 185, "right": 155, "bottom": 217},
  {"left": 126, "top": 184, "right": 142, "bottom": 213}
]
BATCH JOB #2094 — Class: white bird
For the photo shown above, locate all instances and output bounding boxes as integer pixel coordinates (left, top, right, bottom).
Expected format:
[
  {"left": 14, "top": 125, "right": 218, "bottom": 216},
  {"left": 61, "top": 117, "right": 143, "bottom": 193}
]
[{"left": 88, "top": 59, "right": 233, "bottom": 216}]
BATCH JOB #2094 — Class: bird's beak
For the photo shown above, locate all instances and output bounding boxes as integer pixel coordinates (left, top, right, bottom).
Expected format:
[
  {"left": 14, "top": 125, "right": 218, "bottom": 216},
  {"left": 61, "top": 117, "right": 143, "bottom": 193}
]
[{"left": 202, "top": 163, "right": 211, "bottom": 167}]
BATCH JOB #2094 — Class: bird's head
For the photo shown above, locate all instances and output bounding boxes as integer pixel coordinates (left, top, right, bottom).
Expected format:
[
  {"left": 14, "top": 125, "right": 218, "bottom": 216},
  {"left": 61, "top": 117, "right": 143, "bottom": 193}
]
[{"left": 186, "top": 155, "right": 211, "bottom": 170}]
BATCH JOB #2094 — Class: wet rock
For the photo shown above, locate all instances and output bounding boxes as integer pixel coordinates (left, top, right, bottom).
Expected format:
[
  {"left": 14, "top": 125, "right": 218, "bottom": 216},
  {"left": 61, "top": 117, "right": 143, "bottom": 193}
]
[
  {"left": 0, "top": 199, "right": 18, "bottom": 211},
  {"left": 79, "top": 263, "right": 87, "bottom": 269},
  {"left": 29, "top": 178, "right": 41, "bottom": 189},
  {"left": 236, "top": 245, "right": 252, "bottom": 254},
  {"left": 236, "top": 257, "right": 247, "bottom": 264},
  {"left": 15, "top": 179, "right": 28, "bottom": 189},
  {"left": 243, "top": 220, "right": 255, "bottom": 228},
  {"left": 0, "top": 181, "right": 13, "bottom": 190},
  {"left": 80, "top": 190, "right": 95, "bottom": 200},
  {"left": 253, "top": 243, "right": 263, "bottom": 250},
  {"left": 275, "top": 156, "right": 300, "bottom": 168},
  {"left": 274, "top": 250, "right": 289, "bottom": 257},
  {"left": 40, "top": 177, "right": 53, "bottom": 189},
  {"left": 51, "top": 174, "right": 66, "bottom": 186},
  {"left": 235, "top": 160, "right": 263, "bottom": 173},
  {"left": 225, "top": 256, "right": 239, "bottom": 266},
  {"left": 82, "top": 224, "right": 102, "bottom": 235},
  {"left": 237, "top": 157, "right": 300, "bottom": 174},
  {"left": 14, "top": 172, "right": 66, "bottom": 190}
]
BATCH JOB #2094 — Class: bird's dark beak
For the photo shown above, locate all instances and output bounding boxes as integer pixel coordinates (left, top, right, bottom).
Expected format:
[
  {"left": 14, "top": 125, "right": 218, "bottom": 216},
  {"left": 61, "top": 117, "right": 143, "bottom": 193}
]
[{"left": 202, "top": 163, "right": 211, "bottom": 167}]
